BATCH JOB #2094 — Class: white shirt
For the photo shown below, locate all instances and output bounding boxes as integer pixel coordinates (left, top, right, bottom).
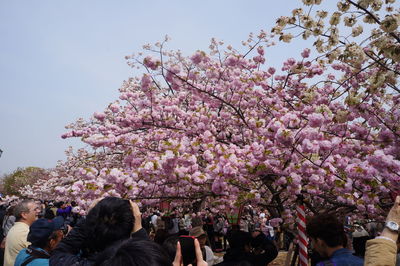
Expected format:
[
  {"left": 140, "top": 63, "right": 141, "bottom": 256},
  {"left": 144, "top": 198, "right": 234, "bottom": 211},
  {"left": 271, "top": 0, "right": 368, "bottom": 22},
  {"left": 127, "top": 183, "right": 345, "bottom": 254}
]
[
  {"left": 204, "top": 245, "right": 215, "bottom": 266},
  {"left": 151, "top": 214, "right": 158, "bottom": 229}
]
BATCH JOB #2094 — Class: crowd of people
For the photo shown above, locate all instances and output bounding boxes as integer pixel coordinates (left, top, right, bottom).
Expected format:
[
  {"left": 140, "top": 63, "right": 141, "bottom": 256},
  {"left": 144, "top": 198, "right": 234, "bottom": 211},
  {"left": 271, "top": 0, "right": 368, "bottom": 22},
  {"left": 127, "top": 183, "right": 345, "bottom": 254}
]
[
  {"left": 0, "top": 196, "right": 397, "bottom": 266},
  {"left": 143, "top": 206, "right": 292, "bottom": 254}
]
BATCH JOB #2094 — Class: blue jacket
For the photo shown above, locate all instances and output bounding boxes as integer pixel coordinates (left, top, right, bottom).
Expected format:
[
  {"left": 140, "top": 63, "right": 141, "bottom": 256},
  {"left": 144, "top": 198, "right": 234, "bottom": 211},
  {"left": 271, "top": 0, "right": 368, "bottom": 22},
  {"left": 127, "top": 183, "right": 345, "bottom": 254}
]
[
  {"left": 15, "top": 247, "right": 50, "bottom": 266},
  {"left": 317, "top": 248, "right": 364, "bottom": 266}
]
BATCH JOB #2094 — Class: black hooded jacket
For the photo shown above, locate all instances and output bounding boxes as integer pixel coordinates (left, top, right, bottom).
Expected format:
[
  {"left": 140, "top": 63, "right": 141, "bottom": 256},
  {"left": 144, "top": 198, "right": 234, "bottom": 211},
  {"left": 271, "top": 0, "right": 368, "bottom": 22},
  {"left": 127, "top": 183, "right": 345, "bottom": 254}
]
[
  {"left": 49, "top": 219, "right": 148, "bottom": 266},
  {"left": 215, "top": 231, "right": 278, "bottom": 266}
]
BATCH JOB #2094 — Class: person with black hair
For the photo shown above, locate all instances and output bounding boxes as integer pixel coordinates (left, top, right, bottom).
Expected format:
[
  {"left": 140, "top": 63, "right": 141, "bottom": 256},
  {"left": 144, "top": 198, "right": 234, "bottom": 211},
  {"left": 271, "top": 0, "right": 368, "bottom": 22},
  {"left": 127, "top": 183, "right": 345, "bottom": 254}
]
[
  {"left": 43, "top": 207, "right": 55, "bottom": 220},
  {"left": 62, "top": 205, "right": 83, "bottom": 230},
  {"left": 167, "top": 214, "right": 180, "bottom": 236},
  {"left": 0, "top": 205, "right": 7, "bottom": 242},
  {"left": 14, "top": 217, "right": 64, "bottom": 266},
  {"left": 94, "top": 239, "right": 171, "bottom": 266},
  {"left": 1, "top": 206, "right": 15, "bottom": 240},
  {"left": 204, "top": 210, "right": 216, "bottom": 251},
  {"left": 154, "top": 226, "right": 169, "bottom": 246},
  {"left": 213, "top": 215, "right": 225, "bottom": 251},
  {"left": 215, "top": 229, "right": 277, "bottom": 266},
  {"left": 48, "top": 203, "right": 57, "bottom": 218},
  {"left": 351, "top": 224, "right": 370, "bottom": 257},
  {"left": 55, "top": 202, "right": 71, "bottom": 219},
  {"left": 250, "top": 229, "right": 278, "bottom": 264},
  {"left": 306, "top": 213, "right": 363, "bottom": 266},
  {"left": 162, "top": 235, "right": 180, "bottom": 262},
  {"left": 0, "top": 204, "right": 8, "bottom": 266},
  {"left": 50, "top": 197, "right": 146, "bottom": 266}
]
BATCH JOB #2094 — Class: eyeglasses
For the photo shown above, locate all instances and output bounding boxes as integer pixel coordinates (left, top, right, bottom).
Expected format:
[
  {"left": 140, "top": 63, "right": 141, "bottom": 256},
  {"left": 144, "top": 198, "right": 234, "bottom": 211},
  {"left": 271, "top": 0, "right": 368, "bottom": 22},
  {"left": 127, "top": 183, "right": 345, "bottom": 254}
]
[{"left": 23, "top": 207, "right": 39, "bottom": 214}]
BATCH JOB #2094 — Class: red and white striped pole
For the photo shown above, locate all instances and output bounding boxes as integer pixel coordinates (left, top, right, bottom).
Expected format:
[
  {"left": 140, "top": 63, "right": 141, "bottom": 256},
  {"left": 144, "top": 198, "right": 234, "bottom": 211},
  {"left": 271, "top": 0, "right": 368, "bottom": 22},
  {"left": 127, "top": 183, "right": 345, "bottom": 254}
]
[{"left": 296, "top": 204, "right": 308, "bottom": 266}]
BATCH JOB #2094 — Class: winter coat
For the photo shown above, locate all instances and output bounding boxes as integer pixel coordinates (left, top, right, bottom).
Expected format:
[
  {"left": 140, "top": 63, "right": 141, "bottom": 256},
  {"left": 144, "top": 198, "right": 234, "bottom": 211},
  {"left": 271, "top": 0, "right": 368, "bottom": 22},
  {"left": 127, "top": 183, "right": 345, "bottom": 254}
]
[
  {"left": 49, "top": 220, "right": 148, "bottom": 266},
  {"left": 364, "top": 238, "right": 397, "bottom": 266},
  {"left": 215, "top": 233, "right": 278, "bottom": 266}
]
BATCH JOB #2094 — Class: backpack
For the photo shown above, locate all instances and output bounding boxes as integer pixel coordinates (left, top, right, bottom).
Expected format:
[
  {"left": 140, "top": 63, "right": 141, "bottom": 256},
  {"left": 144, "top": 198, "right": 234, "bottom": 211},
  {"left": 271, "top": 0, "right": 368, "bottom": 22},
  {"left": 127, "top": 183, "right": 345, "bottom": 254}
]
[{"left": 21, "top": 247, "right": 50, "bottom": 266}]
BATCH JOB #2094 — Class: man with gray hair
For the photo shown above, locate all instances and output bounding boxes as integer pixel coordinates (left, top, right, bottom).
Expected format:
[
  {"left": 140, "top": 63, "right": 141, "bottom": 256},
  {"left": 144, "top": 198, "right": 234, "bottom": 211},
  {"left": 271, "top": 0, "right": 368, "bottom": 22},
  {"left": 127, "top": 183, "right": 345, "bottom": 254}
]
[{"left": 4, "top": 199, "right": 39, "bottom": 266}]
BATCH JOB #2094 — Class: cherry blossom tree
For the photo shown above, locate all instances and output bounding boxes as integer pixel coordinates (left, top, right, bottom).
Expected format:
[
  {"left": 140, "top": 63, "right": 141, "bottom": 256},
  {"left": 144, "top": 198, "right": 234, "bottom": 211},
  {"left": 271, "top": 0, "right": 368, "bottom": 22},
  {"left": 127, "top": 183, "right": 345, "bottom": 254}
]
[
  {"left": 23, "top": 0, "right": 400, "bottom": 222},
  {"left": 1, "top": 167, "right": 49, "bottom": 197}
]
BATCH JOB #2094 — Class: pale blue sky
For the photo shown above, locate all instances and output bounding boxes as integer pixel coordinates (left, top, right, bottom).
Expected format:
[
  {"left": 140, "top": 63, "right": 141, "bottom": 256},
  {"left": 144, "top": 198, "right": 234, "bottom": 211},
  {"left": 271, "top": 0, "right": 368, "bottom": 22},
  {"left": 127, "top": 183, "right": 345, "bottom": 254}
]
[{"left": 0, "top": 0, "right": 329, "bottom": 175}]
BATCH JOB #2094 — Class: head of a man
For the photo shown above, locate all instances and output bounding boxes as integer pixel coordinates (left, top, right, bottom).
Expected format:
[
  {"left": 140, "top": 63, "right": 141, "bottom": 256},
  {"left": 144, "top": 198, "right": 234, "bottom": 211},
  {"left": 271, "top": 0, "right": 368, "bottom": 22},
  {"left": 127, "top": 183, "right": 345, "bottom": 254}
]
[
  {"left": 84, "top": 197, "right": 134, "bottom": 253},
  {"left": 96, "top": 239, "right": 171, "bottom": 266},
  {"left": 28, "top": 217, "right": 65, "bottom": 252},
  {"left": 14, "top": 199, "right": 39, "bottom": 226},
  {"left": 226, "top": 230, "right": 252, "bottom": 253},
  {"left": 251, "top": 226, "right": 263, "bottom": 238},
  {"left": 59, "top": 201, "right": 66, "bottom": 209},
  {"left": 161, "top": 235, "right": 179, "bottom": 262},
  {"left": 306, "top": 213, "right": 347, "bottom": 258}
]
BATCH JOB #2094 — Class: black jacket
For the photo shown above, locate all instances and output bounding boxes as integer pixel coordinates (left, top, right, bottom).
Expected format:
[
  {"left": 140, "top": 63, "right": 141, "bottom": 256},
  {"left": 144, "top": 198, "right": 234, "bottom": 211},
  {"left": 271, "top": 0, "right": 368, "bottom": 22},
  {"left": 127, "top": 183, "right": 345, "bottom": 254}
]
[
  {"left": 49, "top": 220, "right": 148, "bottom": 266},
  {"left": 215, "top": 233, "right": 278, "bottom": 266}
]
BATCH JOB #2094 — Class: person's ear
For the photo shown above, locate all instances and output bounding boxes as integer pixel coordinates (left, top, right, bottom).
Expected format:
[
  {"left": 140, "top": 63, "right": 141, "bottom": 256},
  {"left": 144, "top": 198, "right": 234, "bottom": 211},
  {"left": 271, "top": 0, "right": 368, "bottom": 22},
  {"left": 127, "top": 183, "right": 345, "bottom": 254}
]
[
  {"left": 20, "top": 211, "right": 28, "bottom": 220},
  {"left": 316, "top": 238, "right": 326, "bottom": 248},
  {"left": 49, "top": 238, "right": 56, "bottom": 250}
]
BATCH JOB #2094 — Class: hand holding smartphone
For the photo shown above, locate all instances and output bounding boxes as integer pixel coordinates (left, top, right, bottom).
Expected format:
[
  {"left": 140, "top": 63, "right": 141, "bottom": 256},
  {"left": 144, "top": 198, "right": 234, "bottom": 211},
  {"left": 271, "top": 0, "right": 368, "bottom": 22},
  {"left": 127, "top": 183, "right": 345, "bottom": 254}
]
[
  {"left": 179, "top": 236, "right": 196, "bottom": 266},
  {"left": 172, "top": 236, "right": 207, "bottom": 266}
]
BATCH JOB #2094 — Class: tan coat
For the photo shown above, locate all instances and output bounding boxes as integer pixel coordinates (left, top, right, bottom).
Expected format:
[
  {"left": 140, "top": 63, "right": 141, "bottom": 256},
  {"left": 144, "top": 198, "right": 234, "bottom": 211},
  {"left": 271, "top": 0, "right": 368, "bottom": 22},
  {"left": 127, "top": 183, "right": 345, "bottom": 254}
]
[
  {"left": 4, "top": 222, "right": 31, "bottom": 266},
  {"left": 364, "top": 238, "right": 397, "bottom": 266}
]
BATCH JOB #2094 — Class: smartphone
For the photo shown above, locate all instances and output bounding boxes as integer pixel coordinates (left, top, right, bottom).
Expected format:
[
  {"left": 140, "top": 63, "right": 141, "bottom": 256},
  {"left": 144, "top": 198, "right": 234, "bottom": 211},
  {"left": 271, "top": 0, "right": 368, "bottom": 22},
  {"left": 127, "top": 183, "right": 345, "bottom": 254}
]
[{"left": 179, "top": 235, "right": 196, "bottom": 266}]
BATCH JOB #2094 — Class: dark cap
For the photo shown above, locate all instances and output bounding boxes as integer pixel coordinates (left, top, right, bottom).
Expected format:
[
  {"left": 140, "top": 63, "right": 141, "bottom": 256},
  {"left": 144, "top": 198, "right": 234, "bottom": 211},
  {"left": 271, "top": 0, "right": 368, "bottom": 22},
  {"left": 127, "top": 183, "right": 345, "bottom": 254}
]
[
  {"left": 28, "top": 217, "right": 64, "bottom": 246},
  {"left": 227, "top": 230, "right": 252, "bottom": 249}
]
